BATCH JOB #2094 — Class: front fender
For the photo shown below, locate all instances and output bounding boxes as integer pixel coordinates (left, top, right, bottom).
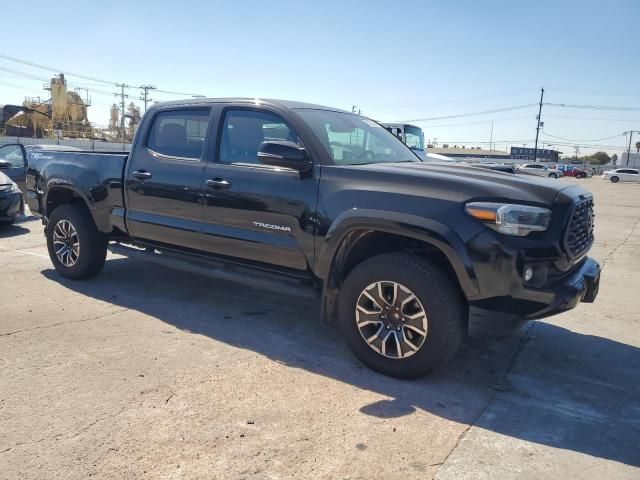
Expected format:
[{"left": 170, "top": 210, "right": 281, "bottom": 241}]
[{"left": 316, "top": 209, "right": 480, "bottom": 299}]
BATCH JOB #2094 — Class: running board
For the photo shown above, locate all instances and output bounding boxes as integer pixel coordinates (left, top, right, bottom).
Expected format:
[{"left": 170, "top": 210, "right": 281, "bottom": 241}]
[{"left": 108, "top": 242, "right": 319, "bottom": 299}]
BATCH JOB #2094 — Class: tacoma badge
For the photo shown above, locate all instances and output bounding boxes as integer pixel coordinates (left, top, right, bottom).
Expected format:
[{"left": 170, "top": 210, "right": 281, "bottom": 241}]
[{"left": 253, "top": 222, "right": 292, "bottom": 232}]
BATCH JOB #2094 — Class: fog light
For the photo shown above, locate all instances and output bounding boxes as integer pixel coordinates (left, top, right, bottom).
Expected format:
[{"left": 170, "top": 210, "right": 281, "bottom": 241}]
[{"left": 524, "top": 266, "right": 534, "bottom": 283}]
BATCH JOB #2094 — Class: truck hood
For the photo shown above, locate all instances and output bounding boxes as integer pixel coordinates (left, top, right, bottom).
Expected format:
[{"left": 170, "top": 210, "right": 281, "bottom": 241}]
[{"left": 342, "top": 161, "right": 582, "bottom": 206}]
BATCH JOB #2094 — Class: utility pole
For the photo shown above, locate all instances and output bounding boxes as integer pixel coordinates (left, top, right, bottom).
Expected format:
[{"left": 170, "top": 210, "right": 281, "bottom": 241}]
[
  {"left": 533, "top": 86, "right": 545, "bottom": 162},
  {"left": 115, "top": 84, "right": 129, "bottom": 142},
  {"left": 574, "top": 146, "right": 580, "bottom": 164},
  {"left": 489, "top": 121, "right": 494, "bottom": 158},
  {"left": 623, "top": 130, "right": 640, "bottom": 166},
  {"left": 139, "top": 85, "right": 156, "bottom": 112}
]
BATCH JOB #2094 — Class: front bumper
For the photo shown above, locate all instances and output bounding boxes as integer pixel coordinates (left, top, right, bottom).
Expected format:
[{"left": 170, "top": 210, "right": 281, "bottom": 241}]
[
  {"left": 0, "top": 192, "right": 26, "bottom": 222},
  {"left": 469, "top": 252, "right": 600, "bottom": 319},
  {"left": 519, "top": 256, "right": 600, "bottom": 319}
]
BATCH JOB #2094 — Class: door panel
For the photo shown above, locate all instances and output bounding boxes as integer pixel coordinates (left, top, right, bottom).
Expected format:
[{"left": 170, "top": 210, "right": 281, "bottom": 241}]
[
  {"left": 125, "top": 108, "right": 211, "bottom": 250},
  {"left": 201, "top": 108, "right": 317, "bottom": 271},
  {"left": 201, "top": 163, "right": 317, "bottom": 270}
]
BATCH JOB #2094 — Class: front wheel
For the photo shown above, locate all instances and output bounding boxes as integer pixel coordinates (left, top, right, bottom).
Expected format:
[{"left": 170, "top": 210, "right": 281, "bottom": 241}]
[
  {"left": 338, "top": 253, "right": 466, "bottom": 379},
  {"left": 548, "top": 173, "right": 558, "bottom": 178},
  {"left": 46, "top": 204, "right": 107, "bottom": 279},
  {"left": 610, "top": 176, "right": 619, "bottom": 183}
]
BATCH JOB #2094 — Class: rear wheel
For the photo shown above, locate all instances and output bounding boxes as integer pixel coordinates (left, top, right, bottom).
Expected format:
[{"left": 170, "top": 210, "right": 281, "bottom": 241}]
[
  {"left": 46, "top": 204, "right": 107, "bottom": 279},
  {"left": 338, "top": 252, "right": 466, "bottom": 379},
  {"left": 548, "top": 173, "right": 558, "bottom": 178},
  {"left": 610, "top": 176, "right": 619, "bottom": 183}
]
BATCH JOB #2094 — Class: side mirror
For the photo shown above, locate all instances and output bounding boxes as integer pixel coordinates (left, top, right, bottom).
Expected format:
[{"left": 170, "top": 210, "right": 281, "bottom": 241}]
[
  {"left": 257, "top": 140, "right": 312, "bottom": 173},
  {"left": 0, "top": 160, "right": 11, "bottom": 170}
]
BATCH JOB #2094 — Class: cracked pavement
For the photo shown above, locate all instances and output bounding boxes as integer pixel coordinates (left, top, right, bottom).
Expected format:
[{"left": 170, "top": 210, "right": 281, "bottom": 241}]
[{"left": 1, "top": 178, "right": 639, "bottom": 479}]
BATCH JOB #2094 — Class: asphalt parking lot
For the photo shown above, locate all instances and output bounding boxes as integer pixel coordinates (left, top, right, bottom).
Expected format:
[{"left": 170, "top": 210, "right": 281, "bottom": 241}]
[{"left": 1, "top": 177, "right": 639, "bottom": 480}]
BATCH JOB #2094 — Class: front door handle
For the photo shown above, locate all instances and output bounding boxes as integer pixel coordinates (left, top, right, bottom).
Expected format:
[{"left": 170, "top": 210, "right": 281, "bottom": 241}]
[
  {"left": 206, "top": 178, "right": 232, "bottom": 190},
  {"left": 132, "top": 170, "right": 152, "bottom": 180}
]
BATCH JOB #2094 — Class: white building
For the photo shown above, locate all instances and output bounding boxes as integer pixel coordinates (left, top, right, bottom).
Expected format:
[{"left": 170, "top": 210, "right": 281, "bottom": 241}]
[{"left": 620, "top": 152, "right": 640, "bottom": 168}]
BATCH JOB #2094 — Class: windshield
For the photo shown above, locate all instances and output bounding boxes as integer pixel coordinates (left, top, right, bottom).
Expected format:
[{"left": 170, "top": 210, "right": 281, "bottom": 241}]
[
  {"left": 404, "top": 125, "right": 424, "bottom": 151},
  {"left": 296, "top": 109, "right": 420, "bottom": 165}
]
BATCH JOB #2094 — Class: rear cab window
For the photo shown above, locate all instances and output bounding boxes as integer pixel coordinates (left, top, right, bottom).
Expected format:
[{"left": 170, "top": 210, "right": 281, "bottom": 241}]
[{"left": 146, "top": 109, "right": 210, "bottom": 160}]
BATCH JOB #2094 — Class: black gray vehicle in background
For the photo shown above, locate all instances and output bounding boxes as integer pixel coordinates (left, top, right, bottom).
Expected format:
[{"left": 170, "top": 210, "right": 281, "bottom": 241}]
[
  {"left": 0, "top": 170, "right": 25, "bottom": 224},
  {"left": 24, "top": 98, "right": 601, "bottom": 378}
]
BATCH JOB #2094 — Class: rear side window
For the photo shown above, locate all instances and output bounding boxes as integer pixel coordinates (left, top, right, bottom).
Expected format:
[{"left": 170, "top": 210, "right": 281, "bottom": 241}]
[
  {"left": 219, "top": 110, "right": 299, "bottom": 165},
  {"left": 147, "top": 109, "right": 210, "bottom": 159}
]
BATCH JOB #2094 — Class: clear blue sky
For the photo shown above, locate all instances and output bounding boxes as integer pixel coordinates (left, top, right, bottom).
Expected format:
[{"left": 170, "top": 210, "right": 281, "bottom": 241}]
[{"left": 1, "top": 0, "right": 639, "bottom": 156}]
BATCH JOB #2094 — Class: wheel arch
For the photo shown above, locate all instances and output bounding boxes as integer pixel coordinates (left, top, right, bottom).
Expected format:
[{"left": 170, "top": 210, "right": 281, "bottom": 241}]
[
  {"left": 44, "top": 185, "right": 106, "bottom": 232},
  {"left": 317, "top": 210, "right": 479, "bottom": 323}
]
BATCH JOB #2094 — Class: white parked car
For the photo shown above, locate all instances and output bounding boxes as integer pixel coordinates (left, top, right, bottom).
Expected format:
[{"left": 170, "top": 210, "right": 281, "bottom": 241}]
[
  {"left": 602, "top": 168, "right": 640, "bottom": 183},
  {"left": 517, "top": 163, "right": 562, "bottom": 178}
]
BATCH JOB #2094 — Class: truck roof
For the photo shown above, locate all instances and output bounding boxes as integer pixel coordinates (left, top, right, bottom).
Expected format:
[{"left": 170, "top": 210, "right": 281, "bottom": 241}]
[{"left": 151, "top": 97, "right": 351, "bottom": 114}]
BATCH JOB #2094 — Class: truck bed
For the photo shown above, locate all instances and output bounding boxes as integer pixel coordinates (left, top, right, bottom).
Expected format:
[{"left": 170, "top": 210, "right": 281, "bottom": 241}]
[{"left": 25, "top": 149, "right": 128, "bottom": 234}]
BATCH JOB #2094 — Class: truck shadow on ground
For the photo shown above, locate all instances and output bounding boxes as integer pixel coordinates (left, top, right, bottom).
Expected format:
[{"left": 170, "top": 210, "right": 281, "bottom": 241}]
[
  {"left": 0, "top": 223, "right": 31, "bottom": 238},
  {"left": 42, "top": 257, "right": 640, "bottom": 468}
]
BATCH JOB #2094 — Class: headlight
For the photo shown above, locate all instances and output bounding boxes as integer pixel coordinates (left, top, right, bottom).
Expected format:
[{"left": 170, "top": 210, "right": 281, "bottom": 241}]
[
  {"left": 0, "top": 183, "right": 20, "bottom": 194},
  {"left": 465, "top": 202, "right": 551, "bottom": 236}
]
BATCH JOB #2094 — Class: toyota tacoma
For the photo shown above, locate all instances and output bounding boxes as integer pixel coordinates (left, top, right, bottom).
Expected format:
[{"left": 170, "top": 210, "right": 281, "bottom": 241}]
[{"left": 25, "top": 98, "right": 600, "bottom": 378}]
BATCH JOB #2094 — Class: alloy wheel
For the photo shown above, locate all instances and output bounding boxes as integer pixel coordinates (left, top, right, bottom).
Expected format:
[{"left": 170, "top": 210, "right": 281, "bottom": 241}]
[
  {"left": 355, "top": 281, "right": 428, "bottom": 359},
  {"left": 52, "top": 219, "right": 80, "bottom": 267}
]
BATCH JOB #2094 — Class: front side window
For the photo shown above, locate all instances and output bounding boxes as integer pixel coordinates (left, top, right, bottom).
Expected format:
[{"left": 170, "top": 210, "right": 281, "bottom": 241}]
[
  {"left": 147, "top": 109, "right": 210, "bottom": 159},
  {"left": 219, "top": 110, "right": 299, "bottom": 165},
  {"left": 0, "top": 145, "right": 25, "bottom": 167},
  {"left": 296, "top": 109, "right": 419, "bottom": 165},
  {"left": 404, "top": 125, "right": 424, "bottom": 151}
]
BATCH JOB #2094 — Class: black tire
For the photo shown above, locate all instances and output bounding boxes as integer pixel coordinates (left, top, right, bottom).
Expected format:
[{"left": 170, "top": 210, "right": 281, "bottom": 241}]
[
  {"left": 548, "top": 173, "right": 558, "bottom": 178},
  {"left": 337, "top": 252, "right": 466, "bottom": 379},
  {"left": 610, "top": 176, "right": 619, "bottom": 183},
  {"left": 575, "top": 173, "right": 584, "bottom": 179},
  {"left": 46, "top": 204, "right": 107, "bottom": 279}
]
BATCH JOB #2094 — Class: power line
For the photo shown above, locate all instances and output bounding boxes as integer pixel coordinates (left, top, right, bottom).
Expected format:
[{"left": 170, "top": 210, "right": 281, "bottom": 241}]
[
  {"left": 0, "top": 65, "right": 50, "bottom": 82},
  {"left": 544, "top": 102, "right": 640, "bottom": 112},
  {"left": 154, "top": 88, "right": 205, "bottom": 97},
  {"left": 0, "top": 53, "right": 118, "bottom": 86},
  {"left": 0, "top": 65, "right": 117, "bottom": 97},
  {"left": 541, "top": 130, "right": 625, "bottom": 143},
  {"left": 0, "top": 53, "right": 206, "bottom": 98},
  {"left": 544, "top": 114, "right": 640, "bottom": 123},
  {"left": 397, "top": 104, "right": 537, "bottom": 123},
  {"left": 0, "top": 79, "right": 45, "bottom": 93},
  {"left": 422, "top": 115, "right": 532, "bottom": 129},
  {"left": 363, "top": 88, "right": 536, "bottom": 112},
  {"left": 536, "top": 141, "right": 627, "bottom": 149},
  {"left": 546, "top": 87, "right": 640, "bottom": 97}
]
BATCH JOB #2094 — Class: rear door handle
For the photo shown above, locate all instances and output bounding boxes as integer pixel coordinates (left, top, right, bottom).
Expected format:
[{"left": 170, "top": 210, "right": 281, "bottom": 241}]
[
  {"left": 206, "top": 178, "right": 232, "bottom": 190},
  {"left": 132, "top": 170, "right": 152, "bottom": 180}
]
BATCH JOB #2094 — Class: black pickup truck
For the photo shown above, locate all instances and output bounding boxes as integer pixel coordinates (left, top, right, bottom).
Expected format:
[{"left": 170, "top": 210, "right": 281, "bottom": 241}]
[{"left": 25, "top": 98, "right": 600, "bottom": 378}]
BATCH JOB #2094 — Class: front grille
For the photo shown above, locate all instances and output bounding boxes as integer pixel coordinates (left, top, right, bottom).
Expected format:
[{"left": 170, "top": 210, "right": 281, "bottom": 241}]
[{"left": 564, "top": 198, "right": 594, "bottom": 258}]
